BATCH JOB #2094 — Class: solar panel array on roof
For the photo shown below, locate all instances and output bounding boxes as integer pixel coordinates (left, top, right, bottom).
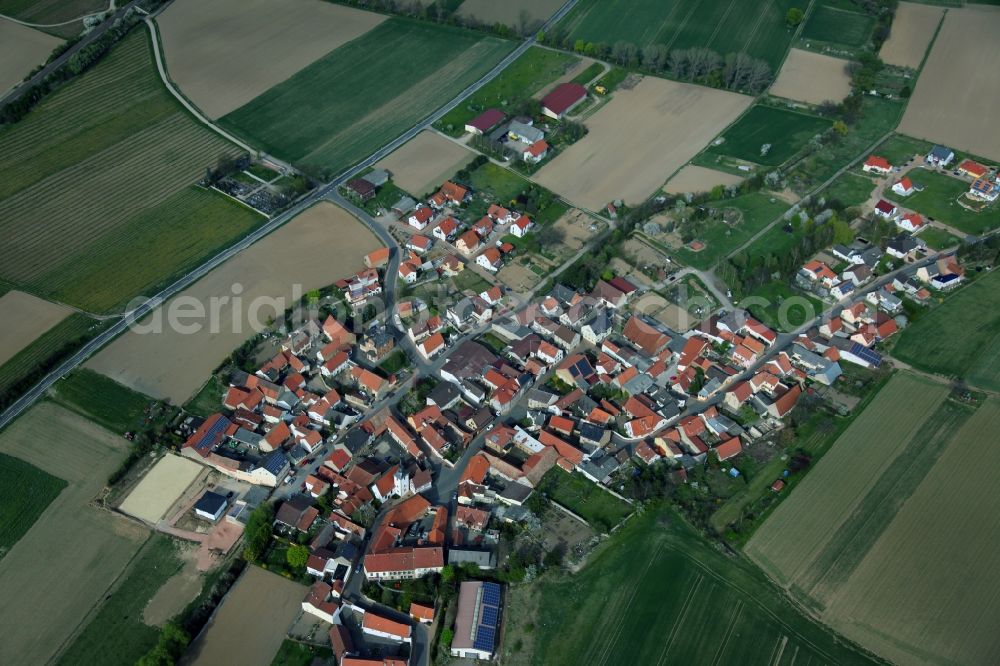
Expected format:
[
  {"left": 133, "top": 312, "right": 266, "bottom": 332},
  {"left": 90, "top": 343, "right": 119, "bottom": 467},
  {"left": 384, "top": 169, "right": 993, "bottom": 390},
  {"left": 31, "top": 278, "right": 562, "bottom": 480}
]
[
  {"left": 482, "top": 582, "right": 501, "bottom": 607},
  {"left": 261, "top": 450, "right": 287, "bottom": 475},
  {"left": 473, "top": 625, "right": 496, "bottom": 652},
  {"left": 195, "top": 415, "right": 230, "bottom": 452},
  {"left": 481, "top": 605, "right": 498, "bottom": 628},
  {"left": 849, "top": 342, "right": 882, "bottom": 368}
]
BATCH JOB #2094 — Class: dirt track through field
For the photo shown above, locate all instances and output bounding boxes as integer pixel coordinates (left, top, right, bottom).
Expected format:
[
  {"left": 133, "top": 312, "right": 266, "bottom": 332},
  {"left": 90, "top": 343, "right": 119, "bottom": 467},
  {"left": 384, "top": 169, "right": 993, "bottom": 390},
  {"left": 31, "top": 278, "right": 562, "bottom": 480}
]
[
  {"left": 533, "top": 76, "right": 751, "bottom": 210},
  {"left": 0, "top": 290, "right": 71, "bottom": 366},
  {"left": 375, "top": 130, "right": 476, "bottom": 197},
  {"left": 184, "top": 565, "right": 307, "bottom": 666},
  {"left": 0, "top": 403, "right": 147, "bottom": 665},
  {"left": 769, "top": 49, "right": 852, "bottom": 106},
  {"left": 664, "top": 165, "right": 744, "bottom": 195},
  {"left": 0, "top": 17, "right": 61, "bottom": 95},
  {"left": 86, "top": 202, "right": 382, "bottom": 403},
  {"left": 899, "top": 6, "right": 1000, "bottom": 162},
  {"left": 879, "top": 2, "right": 943, "bottom": 69},
  {"left": 157, "top": 0, "right": 385, "bottom": 119}
]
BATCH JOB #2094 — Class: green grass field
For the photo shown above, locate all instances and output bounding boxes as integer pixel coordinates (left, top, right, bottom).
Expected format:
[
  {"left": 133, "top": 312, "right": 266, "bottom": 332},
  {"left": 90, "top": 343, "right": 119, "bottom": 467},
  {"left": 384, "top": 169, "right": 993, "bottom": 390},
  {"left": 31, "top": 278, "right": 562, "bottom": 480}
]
[
  {"left": 435, "top": 46, "right": 578, "bottom": 136},
  {"left": 536, "top": 468, "right": 631, "bottom": 532},
  {"left": 56, "top": 534, "right": 184, "bottom": 666},
  {"left": 465, "top": 161, "right": 568, "bottom": 225},
  {"left": 824, "top": 171, "right": 877, "bottom": 207},
  {"left": 675, "top": 192, "right": 791, "bottom": 269},
  {"left": 183, "top": 375, "right": 226, "bottom": 418},
  {"left": 885, "top": 169, "right": 997, "bottom": 235},
  {"left": 707, "top": 105, "right": 831, "bottom": 167},
  {"left": 918, "top": 226, "right": 962, "bottom": 250},
  {"left": 745, "top": 281, "right": 826, "bottom": 332},
  {"left": 270, "top": 640, "right": 333, "bottom": 666},
  {"left": 0, "top": 314, "right": 100, "bottom": 411},
  {"left": 556, "top": 0, "right": 800, "bottom": 68},
  {"left": 522, "top": 504, "right": 878, "bottom": 665},
  {"left": 0, "top": 453, "right": 66, "bottom": 559},
  {"left": 802, "top": 2, "right": 876, "bottom": 47},
  {"left": 50, "top": 369, "right": 154, "bottom": 434},
  {"left": 874, "top": 134, "right": 933, "bottom": 166},
  {"left": 0, "top": 32, "right": 263, "bottom": 313},
  {"left": 893, "top": 269, "right": 1000, "bottom": 392},
  {"left": 221, "top": 18, "right": 514, "bottom": 176}
]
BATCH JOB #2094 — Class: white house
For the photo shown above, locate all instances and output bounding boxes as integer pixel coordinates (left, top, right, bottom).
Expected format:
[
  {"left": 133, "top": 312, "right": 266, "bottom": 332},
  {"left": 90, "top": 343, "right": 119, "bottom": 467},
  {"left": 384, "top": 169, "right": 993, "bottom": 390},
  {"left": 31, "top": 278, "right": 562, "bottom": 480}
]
[
  {"left": 510, "top": 216, "right": 533, "bottom": 238},
  {"left": 896, "top": 212, "right": 924, "bottom": 233},
  {"left": 408, "top": 206, "right": 434, "bottom": 230},
  {"left": 476, "top": 248, "right": 503, "bottom": 272},
  {"left": 926, "top": 145, "right": 954, "bottom": 167},
  {"left": 891, "top": 176, "right": 914, "bottom": 197},
  {"left": 433, "top": 216, "right": 459, "bottom": 241},
  {"left": 874, "top": 199, "right": 897, "bottom": 219},
  {"left": 862, "top": 155, "right": 892, "bottom": 175}
]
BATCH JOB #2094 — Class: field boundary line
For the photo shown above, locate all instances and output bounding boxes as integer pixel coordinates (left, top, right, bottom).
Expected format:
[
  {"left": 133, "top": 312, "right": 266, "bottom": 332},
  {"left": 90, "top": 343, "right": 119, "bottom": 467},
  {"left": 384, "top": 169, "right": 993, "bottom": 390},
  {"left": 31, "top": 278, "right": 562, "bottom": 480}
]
[
  {"left": 706, "top": 0, "right": 740, "bottom": 51},
  {"left": 592, "top": 541, "right": 665, "bottom": 666},
  {"left": 655, "top": 572, "right": 705, "bottom": 666},
  {"left": 663, "top": 0, "right": 704, "bottom": 53},
  {"left": 711, "top": 600, "right": 744, "bottom": 666},
  {"left": 740, "top": 0, "right": 774, "bottom": 55},
  {"left": 142, "top": 18, "right": 257, "bottom": 156}
]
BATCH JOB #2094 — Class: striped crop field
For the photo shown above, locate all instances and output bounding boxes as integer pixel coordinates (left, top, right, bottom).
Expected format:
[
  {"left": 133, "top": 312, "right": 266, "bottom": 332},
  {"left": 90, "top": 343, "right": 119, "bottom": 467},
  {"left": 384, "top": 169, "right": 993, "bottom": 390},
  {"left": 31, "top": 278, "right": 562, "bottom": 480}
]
[
  {"left": 220, "top": 17, "right": 515, "bottom": 177},
  {"left": 0, "top": 31, "right": 264, "bottom": 313}
]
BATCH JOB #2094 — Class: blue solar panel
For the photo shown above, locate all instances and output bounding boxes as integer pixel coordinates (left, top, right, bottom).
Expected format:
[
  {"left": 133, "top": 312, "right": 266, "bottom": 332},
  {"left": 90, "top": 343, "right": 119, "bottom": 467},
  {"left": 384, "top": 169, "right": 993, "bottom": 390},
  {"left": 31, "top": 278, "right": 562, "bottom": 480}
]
[
  {"left": 482, "top": 583, "right": 501, "bottom": 607},
  {"left": 474, "top": 625, "right": 495, "bottom": 651},
  {"left": 849, "top": 343, "right": 882, "bottom": 368},
  {"left": 481, "top": 606, "right": 498, "bottom": 628}
]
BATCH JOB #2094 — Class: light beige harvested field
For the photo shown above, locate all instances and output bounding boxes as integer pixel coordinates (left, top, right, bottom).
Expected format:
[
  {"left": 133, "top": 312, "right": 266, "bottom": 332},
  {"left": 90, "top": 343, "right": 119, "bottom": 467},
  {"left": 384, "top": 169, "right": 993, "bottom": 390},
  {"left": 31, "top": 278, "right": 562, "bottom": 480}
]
[
  {"left": 0, "top": 290, "right": 71, "bottom": 365},
  {"left": 0, "top": 403, "right": 147, "bottom": 665},
  {"left": 825, "top": 398, "right": 1000, "bottom": 666},
  {"left": 185, "top": 565, "right": 307, "bottom": 666},
  {"left": 87, "top": 202, "right": 382, "bottom": 403},
  {"left": 456, "top": 0, "right": 565, "bottom": 29},
  {"left": 769, "top": 49, "right": 852, "bottom": 106},
  {"left": 119, "top": 454, "right": 204, "bottom": 524},
  {"left": 899, "top": 6, "right": 1000, "bottom": 162},
  {"left": 879, "top": 2, "right": 943, "bottom": 69},
  {"left": 375, "top": 130, "right": 476, "bottom": 197},
  {"left": 157, "top": 0, "right": 385, "bottom": 119},
  {"left": 0, "top": 18, "right": 60, "bottom": 96},
  {"left": 534, "top": 76, "right": 751, "bottom": 210},
  {"left": 663, "top": 165, "right": 744, "bottom": 195}
]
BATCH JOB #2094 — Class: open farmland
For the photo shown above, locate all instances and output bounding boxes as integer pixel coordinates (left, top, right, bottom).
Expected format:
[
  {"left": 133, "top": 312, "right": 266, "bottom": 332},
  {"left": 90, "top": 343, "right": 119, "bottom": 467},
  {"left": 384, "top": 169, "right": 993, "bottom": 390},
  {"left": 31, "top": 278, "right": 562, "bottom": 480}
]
[
  {"left": 119, "top": 455, "right": 203, "bottom": 524},
  {"left": 0, "top": 32, "right": 264, "bottom": 313},
  {"left": 86, "top": 202, "right": 382, "bottom": 403},
  {"left": 663, "top": 165, "right": 743, "bottom": 195},
  {"left": 534, "top": 76, "right": 751, "bottom": 210},
  {"left": 515, "top": 504, "right": 877, "bottom": 666},
  {"left": 456, "top": 0, "right": 564, "bottom": 30},
  {"left": 769, "top": 49, "right": 852, "bottom": 106},
  {"left": 899, "top": 5, "right": 1000, "bottom": 162},
  {"left": 555, "top": 0, "right": 799, "bottom": 69},
  {"left": 878, "top": 2, "right": 944, "bottom": 69},
  {"left": 435, "top": 46, "right": 578, "bottom": 136},
  {"left": 0, "top": 18, "right": 60, "bottom": 95},
  {"left": 220, "top": 18, "right": 514, "bottom": 177},
  {"left": 157, "top": 0, "right": 385, "bottom": 119},
  {"left": 0, "top": 452, "right": 66, "bottom": 559},
  {"left": 0, "top": 0, "right": 104, "bottom": 26},
  {"left": 707, "top": 105, "right": 831, "bottom": 167},
  {"left": 801, "top": 0, "right": 875, "bottom": 47},
  {"left": 822, "top": 397, "right": 1000, "bottom": 666},
  {"left": 0, "top": 403, "right": 147, "bottom": 665},
  {"left": 56, "top": 534, "right": 184, "bottom": 666},
  {"left": 186, "top": 565, "right": 307, "bottom": 666},
  {"left": 375, "top": 131, "right": 476, "bottom": 197},
  {"left": 746, "top": 373, "right": 950, "bottom": 590},
  {"left": 892, "top": 269, "right": 1000, "bottom": 392},
  {"left": 0, "top": 290, "right": 70, "bottom": 366}
]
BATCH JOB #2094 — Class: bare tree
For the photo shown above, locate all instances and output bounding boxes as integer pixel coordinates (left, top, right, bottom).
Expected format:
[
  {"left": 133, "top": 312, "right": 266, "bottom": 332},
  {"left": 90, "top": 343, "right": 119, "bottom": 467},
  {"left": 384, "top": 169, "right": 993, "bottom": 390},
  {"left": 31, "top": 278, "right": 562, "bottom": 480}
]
[
  {"left": 667, "top": 49, "right": 689, "bottom": 79},
  {"left": 723, "top": 52, "right": 754, "bottom": 90},
  {"left": 642, "top": 44, "right": 667, "bottom": 71},
  {"left": 747, "top": 59, "right": 772, "bottom": 94}
]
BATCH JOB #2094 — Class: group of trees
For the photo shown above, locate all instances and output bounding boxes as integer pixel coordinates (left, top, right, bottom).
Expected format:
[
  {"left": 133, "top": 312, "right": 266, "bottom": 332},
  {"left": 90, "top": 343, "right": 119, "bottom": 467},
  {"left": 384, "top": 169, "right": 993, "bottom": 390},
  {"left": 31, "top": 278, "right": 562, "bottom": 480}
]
[
  {"left": 242, "top": 503, "right": 275, "bottom": 562},
  {"left": 540, "top": 31, "right": 774, "bottom": 94}
]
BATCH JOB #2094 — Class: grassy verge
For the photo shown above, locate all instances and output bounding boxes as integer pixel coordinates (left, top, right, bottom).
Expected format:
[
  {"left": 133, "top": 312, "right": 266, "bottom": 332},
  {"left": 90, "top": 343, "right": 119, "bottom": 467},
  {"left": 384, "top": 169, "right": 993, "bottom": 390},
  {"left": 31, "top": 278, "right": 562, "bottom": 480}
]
[
  {"left": 536, "top": 467, "right": 630, "bottom": 532},
  {"left": 183, "top": 374, "right": 227, "bottom": 418}
]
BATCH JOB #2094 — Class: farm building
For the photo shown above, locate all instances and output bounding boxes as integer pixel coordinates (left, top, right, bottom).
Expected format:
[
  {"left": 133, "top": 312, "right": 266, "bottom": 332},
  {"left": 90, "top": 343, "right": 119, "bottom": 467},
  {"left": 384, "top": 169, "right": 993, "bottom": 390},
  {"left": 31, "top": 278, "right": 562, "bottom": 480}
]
[
  {"left": 465, "top": 108, "right": 505, "bottom": 135},
  {"left": 507, "top": 120, "right": 544, "bottom": 144},
  {"left": 451, "top": 581, "right": 503, "bottom": 660},
  {"left": 541, "top": 82, "right": 588, "bottom": 119},
  {"left": 346, "top": 178, "right": 376, "bottom": 202},
  {"left": 194, "top": 490, "right": 228, "bottom": 521},
  {"left": 957, "top": 159, "right": 988, "bottom": 179},
  {"left": 523, "top": 139, "right": 549, "bottom": 163}
]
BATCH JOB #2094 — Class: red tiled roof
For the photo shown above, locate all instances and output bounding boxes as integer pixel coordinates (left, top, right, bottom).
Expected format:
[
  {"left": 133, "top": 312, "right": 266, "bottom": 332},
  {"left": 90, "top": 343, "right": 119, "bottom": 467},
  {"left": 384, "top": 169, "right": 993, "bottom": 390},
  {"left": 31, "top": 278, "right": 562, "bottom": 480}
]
[
  {"left": 865, "top": 155, "right": 891, "bottom": 170},
  {"left": 542, "top": 82, "right": 588, "bottom": 115},
  {"left": 714, "top": 436, "right": 742, "bottom": 461}
]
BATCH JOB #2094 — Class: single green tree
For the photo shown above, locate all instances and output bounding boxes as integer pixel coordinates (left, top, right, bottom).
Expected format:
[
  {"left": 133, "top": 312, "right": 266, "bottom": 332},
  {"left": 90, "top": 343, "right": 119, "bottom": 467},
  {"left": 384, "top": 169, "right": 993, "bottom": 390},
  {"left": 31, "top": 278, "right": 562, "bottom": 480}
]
[{"left": 786, "top": 8, "right": 805, "bottom": 27}]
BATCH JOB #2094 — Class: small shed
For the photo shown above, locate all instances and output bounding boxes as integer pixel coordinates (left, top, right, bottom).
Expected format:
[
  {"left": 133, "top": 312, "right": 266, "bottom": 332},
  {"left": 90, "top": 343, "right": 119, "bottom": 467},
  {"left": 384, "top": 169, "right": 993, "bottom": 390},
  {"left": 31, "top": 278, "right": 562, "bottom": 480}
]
[{"left": 194, "top": 490, "right": 228, "bottom": 521}]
